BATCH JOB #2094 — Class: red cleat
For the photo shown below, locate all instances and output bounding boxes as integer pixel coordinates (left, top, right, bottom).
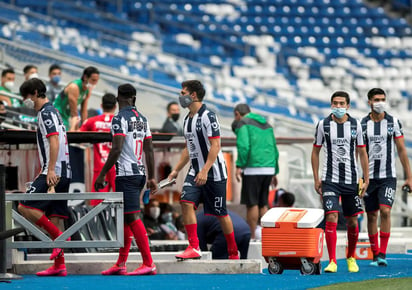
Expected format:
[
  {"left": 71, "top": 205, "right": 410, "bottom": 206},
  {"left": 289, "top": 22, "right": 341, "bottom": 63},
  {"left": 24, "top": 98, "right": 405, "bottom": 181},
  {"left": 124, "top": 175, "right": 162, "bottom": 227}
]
[
  {"left": 101, "top": 264, "right": 127, "bottom": 275},
  {"left": 126, "top": 263, "right": 157, "bottom": 276},
  {"left": 36, "top": 265, "right": 67, "bottom": 276},
  {"left": 50, "top": 237, "right": 71, "bottom": 260},
  {"left": 229, "top": 251, "right": 240, "bottom": 260},
  {"left": 175, "top": 245, "right": 202, "bottom": 261}
]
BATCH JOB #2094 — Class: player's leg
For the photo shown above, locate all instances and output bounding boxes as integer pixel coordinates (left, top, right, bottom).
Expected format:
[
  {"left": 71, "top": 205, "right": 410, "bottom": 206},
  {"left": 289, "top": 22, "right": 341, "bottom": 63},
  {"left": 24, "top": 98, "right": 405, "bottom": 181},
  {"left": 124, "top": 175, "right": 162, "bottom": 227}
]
[
  {"left": 216, "top": 215, "right": 239, "bottom": 259},
  {"left": 376, "top": 178, "right": 396, "bottom": 266},
  {"left": 342, "top": 191, "right": 363, "bottom": 273},
  {"left": 364, "top": 181, "right": 380, "bottom": 265},
  {"left": 241, "top": 175, "right": 259, "bottom": 239},
  {"left": 176, "top": 175, "right": 202, "bottom": 260}
]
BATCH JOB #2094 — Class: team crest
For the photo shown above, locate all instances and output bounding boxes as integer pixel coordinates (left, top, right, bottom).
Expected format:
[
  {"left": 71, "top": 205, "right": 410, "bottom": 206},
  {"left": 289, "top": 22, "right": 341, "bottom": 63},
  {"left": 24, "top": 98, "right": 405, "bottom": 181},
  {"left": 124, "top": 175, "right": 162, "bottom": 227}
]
[
  {"left": 387, "top": 126, "right": 394, "bottom": 136},
  {"left": 325, "top": 199, "right": 333, "bottom": 210},
  {"left": 351, "top": 128, "right": 357, "bottom": 139}
]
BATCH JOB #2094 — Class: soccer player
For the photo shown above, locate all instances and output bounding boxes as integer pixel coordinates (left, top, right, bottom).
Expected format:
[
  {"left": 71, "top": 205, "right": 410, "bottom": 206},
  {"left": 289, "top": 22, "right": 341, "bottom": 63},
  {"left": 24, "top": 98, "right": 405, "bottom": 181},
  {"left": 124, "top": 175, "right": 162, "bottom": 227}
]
[
  {"left": 361, "top": 88, "right": 412, "bottom": 266},
  {"left": 17, "top": 78, "right": 71, "bottom": 276},
  {"left": 80, "top": 93, "right": 117, "bottom": 206},
  {"left": 94, "top": 83, "right": 157, "bottom": 275},
  {"left": 168, "top": 80, "right": 239, "bottom": 260},
  {"left": 311, "top": 91, "right": 369, "bottom": 273}
]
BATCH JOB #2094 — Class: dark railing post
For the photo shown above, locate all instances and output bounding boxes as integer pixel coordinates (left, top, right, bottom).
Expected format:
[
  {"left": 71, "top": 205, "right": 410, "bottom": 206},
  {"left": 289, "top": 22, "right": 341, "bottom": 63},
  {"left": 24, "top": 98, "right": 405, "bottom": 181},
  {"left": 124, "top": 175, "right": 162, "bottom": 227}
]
[{"left": 0, "top": 164, "right": 22, "bottom": 281}]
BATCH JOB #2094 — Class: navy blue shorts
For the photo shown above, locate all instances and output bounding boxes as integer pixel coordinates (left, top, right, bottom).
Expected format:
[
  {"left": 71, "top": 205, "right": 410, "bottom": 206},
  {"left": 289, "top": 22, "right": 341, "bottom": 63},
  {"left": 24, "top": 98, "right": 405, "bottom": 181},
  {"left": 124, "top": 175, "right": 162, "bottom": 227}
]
[
  {"left": 20, "top": 175, "right": 71, "bottom": 219},
  {"left": 322, "top": 181, "right": 364, "bottom": 217},
  {"left": 364, "top": 178, "right": 396, "bottom": 212},
  {"left": 116, "top": 175, "right": 146, "bottom": 214},
  {"left": 181, "top": 175, "right": 228, "bottom": 217}
]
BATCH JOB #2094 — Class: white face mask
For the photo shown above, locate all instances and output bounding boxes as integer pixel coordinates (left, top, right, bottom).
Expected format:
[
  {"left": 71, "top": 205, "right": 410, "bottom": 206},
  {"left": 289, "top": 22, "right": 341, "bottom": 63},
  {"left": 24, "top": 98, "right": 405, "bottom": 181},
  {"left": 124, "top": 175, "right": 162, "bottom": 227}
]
[
  {"left": 4, "top": 81, "right": 14, "bottom": 91},
  {"left": 23, "top": 98, "right": 35, "bottom": 109},
  {"left": 29, "top": 73, "right": 39, "bottom": 79},
  {"left": 149, "top": 207, "right": 160, "bottom": 219},
  {"left": 86, "top": 82, "right": 96, "bottom": 90},
  {"left": 372, "top": 101, "right": 386, "bottom": 114}
]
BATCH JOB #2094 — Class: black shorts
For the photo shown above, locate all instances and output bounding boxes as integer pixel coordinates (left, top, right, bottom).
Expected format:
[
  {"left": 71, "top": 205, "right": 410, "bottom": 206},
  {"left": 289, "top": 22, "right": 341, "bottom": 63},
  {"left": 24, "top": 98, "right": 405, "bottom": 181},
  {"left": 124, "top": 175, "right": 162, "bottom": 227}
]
[
  {"left": 364, "top": 178, "right": 396, "bottom": 212},
  {"left": 322, "top": 181, "right": 364, "bottom": 217},
  {"left": 115, "top": 175, "right": 146, "bottom": 214},
  {"left": 20, "top": 175, "right": 71, "bottom": 219},
  {"left": 240, "top": 175, "right": 273, "bottom": 208},
  {"left": 181, "top": 175, "right": 228, "bottom": 217}
]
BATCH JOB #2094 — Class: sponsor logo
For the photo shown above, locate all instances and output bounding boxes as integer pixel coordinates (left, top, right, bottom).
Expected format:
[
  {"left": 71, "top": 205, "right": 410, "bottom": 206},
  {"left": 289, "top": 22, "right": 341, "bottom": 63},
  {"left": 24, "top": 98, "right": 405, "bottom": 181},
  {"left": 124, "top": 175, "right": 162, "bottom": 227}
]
[
  {"left": 44, "top": 119, "right": 53, "bottom": 128},
  {"left": 323, "top": 191, "right": 336, "bottom": 197},
  {"left": 112, "top": 124, "right": 120, "bottom": 131}
]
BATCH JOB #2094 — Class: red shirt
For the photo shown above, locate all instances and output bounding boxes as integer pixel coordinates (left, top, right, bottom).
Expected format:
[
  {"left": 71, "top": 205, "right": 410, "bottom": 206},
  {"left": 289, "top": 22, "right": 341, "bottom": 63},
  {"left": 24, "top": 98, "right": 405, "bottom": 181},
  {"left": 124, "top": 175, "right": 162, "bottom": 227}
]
[{"left": 80, "top": 113, "right": 114, "bottom": 172}]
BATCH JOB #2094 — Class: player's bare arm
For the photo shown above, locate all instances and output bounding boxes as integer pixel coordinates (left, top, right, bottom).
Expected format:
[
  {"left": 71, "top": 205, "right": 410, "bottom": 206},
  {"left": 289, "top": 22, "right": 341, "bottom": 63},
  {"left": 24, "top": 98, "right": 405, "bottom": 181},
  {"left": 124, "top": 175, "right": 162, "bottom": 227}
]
[
  {"left": 143, "top": 137, "right": 158, "bottom": 193},
  {"left": 358, "top": 146, "right": 369, "bottom": 197},
  {"left": 195, "top": 137, "right": 220, "bottom": 186},
  {"left": 47, "top": 134, "right": 59, "bottom": 187},
  {"left": 395, "top": 137, "right": 412, "bottom": 190},
  {"left": 311, "top": 145, "right": 322, "bottom": 195},
  {"left": 66, "top": 83, "right": 80, "bottom": 131},
  {"left": 169, "top": 147, "right": 189, "bottom": 180}
]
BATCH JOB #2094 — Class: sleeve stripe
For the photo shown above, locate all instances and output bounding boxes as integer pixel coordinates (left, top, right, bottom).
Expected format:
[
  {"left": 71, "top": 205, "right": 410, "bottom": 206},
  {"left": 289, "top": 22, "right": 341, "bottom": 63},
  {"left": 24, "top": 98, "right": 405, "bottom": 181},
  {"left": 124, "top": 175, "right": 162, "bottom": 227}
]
[
  {"left": 394, "top": 135, "right": 404, "bottom": 139},
  {"left": 208, "top": 136, "right": 220, "bottom": 139},
  {"left": 313, "top": 144, "right": 322, "bottom": 148},
  {"left": 113, "top": 133, "right": 126, "bottom": 137},
  {"left": 356, "top": 144, "right": 366, "bottom": 147},
  {"left": 144, "top": 136, "right": 152, "bottom": 140},
  {"left": 46, "top": 132, "right": 59, "bottom": 138}
]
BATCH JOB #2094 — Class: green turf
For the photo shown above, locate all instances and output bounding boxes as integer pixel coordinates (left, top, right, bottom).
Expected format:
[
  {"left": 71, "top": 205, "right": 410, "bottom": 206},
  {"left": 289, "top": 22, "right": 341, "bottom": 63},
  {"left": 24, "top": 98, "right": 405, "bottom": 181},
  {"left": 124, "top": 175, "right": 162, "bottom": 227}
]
[{"left": 311, "top": 277, "right": 412, "bottom": 290}]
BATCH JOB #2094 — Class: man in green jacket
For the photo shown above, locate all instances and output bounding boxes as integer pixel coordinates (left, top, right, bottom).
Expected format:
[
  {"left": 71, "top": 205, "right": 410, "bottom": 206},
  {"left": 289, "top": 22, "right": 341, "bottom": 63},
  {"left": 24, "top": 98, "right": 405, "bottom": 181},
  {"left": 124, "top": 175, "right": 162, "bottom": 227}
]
[
  {"left": 232, "top": 104, "right": 279, "bottom": 239},
  {"left": 54, "top": 66, "right": 99, "bottom": 131}
]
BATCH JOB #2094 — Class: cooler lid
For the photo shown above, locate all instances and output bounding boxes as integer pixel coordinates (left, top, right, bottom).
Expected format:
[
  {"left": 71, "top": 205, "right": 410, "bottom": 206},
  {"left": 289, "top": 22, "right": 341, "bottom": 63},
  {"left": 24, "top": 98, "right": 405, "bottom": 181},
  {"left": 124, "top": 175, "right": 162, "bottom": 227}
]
[{"left": 261, "top": 207, "right": 324, "bottom": 228}]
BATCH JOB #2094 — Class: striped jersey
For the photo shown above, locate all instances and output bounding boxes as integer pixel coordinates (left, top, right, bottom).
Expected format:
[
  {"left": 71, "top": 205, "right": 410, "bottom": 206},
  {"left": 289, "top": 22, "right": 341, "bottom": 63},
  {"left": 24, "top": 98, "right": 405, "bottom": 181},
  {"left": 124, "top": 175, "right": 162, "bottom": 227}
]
[
  {"left": 361, "top": 112, "right": 403, "bottom": 179},
  {"left": 183, "top": 104, "right": 227, "bottom": 181},
  {"left": 313, "top": 114, "right": 365, "bottom": 184},
  {"left": 111, "top": 106, "right": 151, "bottom": 176},
  {"left": 37, "top": 102, "right": 71, "bottom": 178}
]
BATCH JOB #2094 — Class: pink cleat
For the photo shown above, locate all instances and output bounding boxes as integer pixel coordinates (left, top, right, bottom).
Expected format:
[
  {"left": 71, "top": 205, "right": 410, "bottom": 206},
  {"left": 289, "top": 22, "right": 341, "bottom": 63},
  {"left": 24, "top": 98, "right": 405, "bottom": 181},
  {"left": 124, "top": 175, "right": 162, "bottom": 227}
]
[
  {"left": 50, "top": 237, "right": 71, "bottom": 260},
  {"left": 229, "top": 251, "right": 240, "bottom": 260},
  {"left": 36, "top": 265, "right": 67, "bottom": 276},
  {"left": 101, "top": 264, "right": 127, "bottom": 275},
  {"left": 126, "top": 263, "right": 157, "bottom": 276},
  {"left": 175, "top": 245, "right": 202, "bottom": 261}
]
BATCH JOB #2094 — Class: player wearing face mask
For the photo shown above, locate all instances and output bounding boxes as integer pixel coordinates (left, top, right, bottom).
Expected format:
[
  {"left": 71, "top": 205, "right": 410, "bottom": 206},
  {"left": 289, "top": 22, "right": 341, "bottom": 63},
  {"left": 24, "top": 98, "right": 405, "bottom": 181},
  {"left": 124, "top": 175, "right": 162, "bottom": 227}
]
[
  {"left": 53, "top": 66, "right": 100, "bottom": 131},
  {"left": 361, "top": 88, "right": 412, "bottom": 267}
]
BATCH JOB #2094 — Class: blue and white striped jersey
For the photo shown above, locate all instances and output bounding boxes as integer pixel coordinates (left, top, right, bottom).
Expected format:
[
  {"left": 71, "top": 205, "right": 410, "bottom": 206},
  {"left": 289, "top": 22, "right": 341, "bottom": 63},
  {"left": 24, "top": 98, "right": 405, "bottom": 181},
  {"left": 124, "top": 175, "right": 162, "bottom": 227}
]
[
  {"left": 183, "top": 104, "right": 227, "bottom": 181},
  {"left": 37, "top": 102, "right": 71, "bottom": 178},
  {"left": 314, "top": 114, "right": 365, "bottom": 184},
  {"left": 361, "top": 112, "right": 403, "bottom": 179},
  {"left": 111, "top": 106, "right": 151, "bottom": 176}
]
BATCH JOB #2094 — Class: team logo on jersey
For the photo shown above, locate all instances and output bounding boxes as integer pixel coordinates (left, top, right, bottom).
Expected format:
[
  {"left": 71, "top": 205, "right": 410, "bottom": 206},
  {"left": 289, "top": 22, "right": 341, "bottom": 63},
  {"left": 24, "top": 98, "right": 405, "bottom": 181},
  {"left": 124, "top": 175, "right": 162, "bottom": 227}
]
[
  {"left": 351, "top": 128, "right": 357, "bottom": 139},
  {"left": 325, "top": 199, "right": 333, "bottom": 210},
  {"left": 196, "top": 119, "right": 202, "bottom": 131},
  {"left": 387, "top": 126, "right": 394, "bottom": 136}
]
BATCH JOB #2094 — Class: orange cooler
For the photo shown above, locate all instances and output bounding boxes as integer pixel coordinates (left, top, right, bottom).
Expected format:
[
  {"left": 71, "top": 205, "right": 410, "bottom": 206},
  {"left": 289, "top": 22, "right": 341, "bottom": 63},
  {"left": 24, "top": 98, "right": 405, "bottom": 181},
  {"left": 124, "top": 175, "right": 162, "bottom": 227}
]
[{"left": 261, "top": 207, "right": 324, "bottom": 275}]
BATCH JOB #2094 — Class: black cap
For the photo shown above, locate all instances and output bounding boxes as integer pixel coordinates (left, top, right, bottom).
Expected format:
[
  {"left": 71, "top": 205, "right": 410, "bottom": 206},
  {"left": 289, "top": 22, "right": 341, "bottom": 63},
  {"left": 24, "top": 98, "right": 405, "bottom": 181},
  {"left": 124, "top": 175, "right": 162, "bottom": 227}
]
[{"left": 118, "top": 83, "right": 136, "bottom": 99}]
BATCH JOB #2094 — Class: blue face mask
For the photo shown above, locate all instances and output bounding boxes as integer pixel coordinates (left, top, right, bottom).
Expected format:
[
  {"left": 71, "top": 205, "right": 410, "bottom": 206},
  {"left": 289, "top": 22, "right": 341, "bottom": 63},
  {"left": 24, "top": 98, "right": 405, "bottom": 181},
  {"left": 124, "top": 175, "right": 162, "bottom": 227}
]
[
  {"left": 51, "top": 75, "right": 61, "bottom": 84},
  {"left": 332, "top": 107, "right": 346, "bottom": 118}
]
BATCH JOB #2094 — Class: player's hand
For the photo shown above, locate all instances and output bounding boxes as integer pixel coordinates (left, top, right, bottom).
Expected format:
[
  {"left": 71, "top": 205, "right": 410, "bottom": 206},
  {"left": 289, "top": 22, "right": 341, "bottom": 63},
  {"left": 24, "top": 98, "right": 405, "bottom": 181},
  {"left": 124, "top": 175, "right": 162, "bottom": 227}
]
[
  {"left": 402, "top": 177, "right": 412, "bottom": 195},
  {"left": 46, "top": 170, "right": 59, "bottom": 187},
  {"left": 94, "top": 174, "right": 106, "bottom": 191},
  {"left": 235, "top": 168, "right": 242, "bottom": 182},
  {"left": 194, "top": 169, "right": 207, "bottom": 186},
  {"left": 168, "top": 169, "right": 178, "bottom": 181},
  {"left": 147, "top": 178, "right": 158, "bottom": 194},
  {"left": 69, "top": 116, "right": 80, "bottom": 132},
  {"left": 358, "top": 179, "right": 368, "bottom": 198},
  {"left": 314, "top": 179, "right": 322, "bottom": 195},
  {"left": 271, "top": 175, "right": 278, "bottom": 188}
]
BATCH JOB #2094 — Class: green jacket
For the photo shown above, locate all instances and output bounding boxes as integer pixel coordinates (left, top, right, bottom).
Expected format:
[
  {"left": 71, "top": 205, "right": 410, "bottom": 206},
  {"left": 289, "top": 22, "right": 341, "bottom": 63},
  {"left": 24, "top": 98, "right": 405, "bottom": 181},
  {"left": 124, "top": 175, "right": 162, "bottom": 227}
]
[
  {"left": 234, "top": 112, "right": 279, "bottom": 175},
  {"left": 53, "top": 79, "right": 89, "bottom": 129}
]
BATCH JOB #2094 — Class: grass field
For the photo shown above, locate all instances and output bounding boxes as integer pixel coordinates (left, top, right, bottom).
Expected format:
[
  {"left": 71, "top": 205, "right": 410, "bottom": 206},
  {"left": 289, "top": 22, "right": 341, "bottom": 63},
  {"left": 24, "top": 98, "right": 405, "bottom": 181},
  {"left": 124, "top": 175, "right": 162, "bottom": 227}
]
[{"left": 312, "top": 277, "right": 412, "bottom": 289}]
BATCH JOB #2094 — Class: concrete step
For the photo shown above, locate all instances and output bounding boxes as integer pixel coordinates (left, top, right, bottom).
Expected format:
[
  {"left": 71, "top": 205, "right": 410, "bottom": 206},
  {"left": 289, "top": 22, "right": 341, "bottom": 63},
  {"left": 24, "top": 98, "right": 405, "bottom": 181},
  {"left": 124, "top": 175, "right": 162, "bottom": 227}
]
[
  {"left": 13, "top": 259, "right": 263, "bottom": 275},
  {"left": 25, "top": 252, "right": 213, "bottom": 262}
]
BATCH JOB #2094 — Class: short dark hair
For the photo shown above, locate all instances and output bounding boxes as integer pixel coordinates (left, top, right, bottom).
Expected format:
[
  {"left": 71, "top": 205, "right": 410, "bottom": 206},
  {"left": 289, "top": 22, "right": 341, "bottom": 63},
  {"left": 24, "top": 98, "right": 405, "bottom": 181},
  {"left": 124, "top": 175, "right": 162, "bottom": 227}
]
[
  {"left": 117, "top": 83, "right": 136, "bottom": 99},
  {"left": 81, "top": 66, "right": 99, "bottom": 81},
  {"left": 330, "top": 91, "right": 350, "bottom": 104},
  {"left": 181, "top": 80, "right": 205, "bottom": 101},
  {"left": 23, "top": 64, "right": 37, "bottom": 74},
  {"left": 280, "top": 192, "right": 295, "bottom": 207},
  {"left": 102, "top": 93, "right": 116, "bottom": 110},
  {"left": 167, "top": 101, "right": 178, "bottom": 111},
  {"left": 19, "top": 78, "right": 47, "bottom": 98},
  {"left": 49, "top": 64, "right": 61, "bottom": 75},
  {"left": 367, "top": 88, "right": 386, "bottom": 100},
  {"left": 234, "top": 103, "right": 251, "bottom": 116},
  {"left": 1, "top": 68, "right": 15, "bottom": 77}
]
